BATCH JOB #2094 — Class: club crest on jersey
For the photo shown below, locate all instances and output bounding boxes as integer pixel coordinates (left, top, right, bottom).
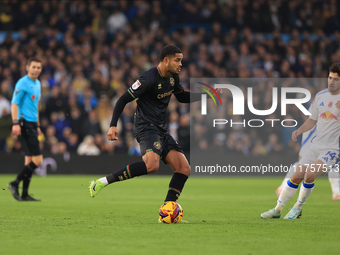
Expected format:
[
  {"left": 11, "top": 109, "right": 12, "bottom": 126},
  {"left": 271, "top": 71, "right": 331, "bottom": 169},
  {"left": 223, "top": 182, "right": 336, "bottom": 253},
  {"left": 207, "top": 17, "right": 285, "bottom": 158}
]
[
  {"left": 170, "top": 77, "right": 174, "bottom": 86},
  {"left": 132, "top": 80, "right": 141, "bottom": 90},
  {"left": 158, "top": 84, "right": 162, "bottom": 89},
  {"left": 32, "top": 94, "right": 36, "bottom": 100},
  {"left": 328, "top": 102, "right": 333, "bottom": 107},
  {"left": 153, "top": 141, "right": 161, "bottom": 150}
]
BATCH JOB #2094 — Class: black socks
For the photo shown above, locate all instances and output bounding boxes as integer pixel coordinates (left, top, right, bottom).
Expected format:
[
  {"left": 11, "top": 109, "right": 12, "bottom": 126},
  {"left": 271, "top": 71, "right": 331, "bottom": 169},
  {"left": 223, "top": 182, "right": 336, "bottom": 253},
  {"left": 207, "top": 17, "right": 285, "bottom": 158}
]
[
  {"left": 13, "top": 162, "right": 37, "bottom": 185},
  {"left": 22, "top": 169, "right": 34, "bottom": 197},
  {"left": 106, "top": 162, "right": 148, "bottom": 184},
  {"left": 165, "top": 172, "right": 188, "bottom": 202},
  {"left": 12, "top": 162, "right": 38, "bottom": 197}
]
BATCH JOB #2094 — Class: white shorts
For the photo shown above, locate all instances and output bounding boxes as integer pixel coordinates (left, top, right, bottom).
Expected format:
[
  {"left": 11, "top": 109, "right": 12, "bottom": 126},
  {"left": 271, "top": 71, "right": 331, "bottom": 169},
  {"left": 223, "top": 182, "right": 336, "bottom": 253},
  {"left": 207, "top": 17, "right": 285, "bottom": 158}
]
[{"left": 299, "top": 146, "right": 339, "bottom": 173}]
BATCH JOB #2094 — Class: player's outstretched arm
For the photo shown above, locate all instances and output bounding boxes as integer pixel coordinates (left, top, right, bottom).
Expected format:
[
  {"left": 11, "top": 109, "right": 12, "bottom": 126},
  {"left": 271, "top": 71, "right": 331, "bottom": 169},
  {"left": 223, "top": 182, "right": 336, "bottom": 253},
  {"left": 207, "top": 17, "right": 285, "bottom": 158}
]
[
  {"left": 175, "top": 90, "right": 201, "bottom": 103},
  {"left": 175, "top": 88, "right": 222, "bottom": 103},
  {"left": 292, "top": 118, "right": 317, "bottom": 142},
  {"left": 107, "top": 91, "right": 134, "bottom": 141}
]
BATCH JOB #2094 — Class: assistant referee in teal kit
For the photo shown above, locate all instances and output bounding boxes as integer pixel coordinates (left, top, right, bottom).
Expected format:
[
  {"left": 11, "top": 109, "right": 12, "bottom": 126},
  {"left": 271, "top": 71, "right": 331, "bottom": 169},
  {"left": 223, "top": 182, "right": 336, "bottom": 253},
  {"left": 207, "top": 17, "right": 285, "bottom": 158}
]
[{"left": 8, "top": 57, "right": 43, "bottom": 201}]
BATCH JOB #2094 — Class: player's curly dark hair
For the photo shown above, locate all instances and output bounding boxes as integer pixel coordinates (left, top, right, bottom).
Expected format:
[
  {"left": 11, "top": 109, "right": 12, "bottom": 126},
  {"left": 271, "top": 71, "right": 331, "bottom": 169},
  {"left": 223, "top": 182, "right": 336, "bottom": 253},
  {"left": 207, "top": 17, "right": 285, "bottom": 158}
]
[
  {"left": 329, "top": 63, "right": 340, "bottom": 76},
  {"left": 159, "top": 45, "right": 182, "bottom": 61}
]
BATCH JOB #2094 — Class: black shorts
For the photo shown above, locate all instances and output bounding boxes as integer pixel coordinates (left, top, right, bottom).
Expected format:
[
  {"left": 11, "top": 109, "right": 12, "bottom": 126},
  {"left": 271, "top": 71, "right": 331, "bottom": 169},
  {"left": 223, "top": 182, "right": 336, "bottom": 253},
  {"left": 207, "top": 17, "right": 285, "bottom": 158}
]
[
  {"left": 18, "top": 120, "right": 41, "bottom": 156},
  {"left": 134, "top": 123, "right": 184, "bottom": 164}
]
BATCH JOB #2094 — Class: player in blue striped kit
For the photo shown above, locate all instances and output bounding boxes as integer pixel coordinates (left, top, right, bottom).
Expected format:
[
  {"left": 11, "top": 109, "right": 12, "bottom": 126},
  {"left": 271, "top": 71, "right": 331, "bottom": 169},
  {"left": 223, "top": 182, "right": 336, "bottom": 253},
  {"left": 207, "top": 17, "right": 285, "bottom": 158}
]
[
  {"left": 8, "top": 57, "right": 43, "bottom": 201},
  {"left": 262, "top": 64, "right": 340, "bottom": 219},
  {"left": 276, "top": 91, "right": 340, "bottom": 201}
]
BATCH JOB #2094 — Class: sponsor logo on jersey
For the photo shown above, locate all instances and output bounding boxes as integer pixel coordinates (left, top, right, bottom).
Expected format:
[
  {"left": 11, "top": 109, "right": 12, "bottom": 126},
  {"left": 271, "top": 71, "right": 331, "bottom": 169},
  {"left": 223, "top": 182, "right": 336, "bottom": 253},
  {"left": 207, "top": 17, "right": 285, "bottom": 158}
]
[
  {"left": 319, "top": 102, "right": 324, "bottom": 106},
  {"left": 132, "top": 80, "right": 141, "bottom": 90},
  {"left": 157, "top": 89, "right": 174, "bottom": 99},
  {"left": 320, "top": 111, "right": 338, "bottom": 121}
]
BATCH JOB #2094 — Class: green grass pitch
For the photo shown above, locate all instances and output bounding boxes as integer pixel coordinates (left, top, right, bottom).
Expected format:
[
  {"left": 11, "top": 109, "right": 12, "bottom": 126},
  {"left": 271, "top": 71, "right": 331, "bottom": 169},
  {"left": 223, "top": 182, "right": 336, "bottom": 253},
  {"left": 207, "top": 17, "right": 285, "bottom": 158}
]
[{"left": 0, "top": 175, "right": 339, "bottom": 255}]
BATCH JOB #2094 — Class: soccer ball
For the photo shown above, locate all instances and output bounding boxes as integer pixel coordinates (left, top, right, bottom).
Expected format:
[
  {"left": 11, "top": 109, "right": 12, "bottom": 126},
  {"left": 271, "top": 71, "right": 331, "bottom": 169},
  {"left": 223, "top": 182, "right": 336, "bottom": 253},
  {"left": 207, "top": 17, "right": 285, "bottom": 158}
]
[{"left": 158, "top": 201, "right": 183, "bottom": 224}]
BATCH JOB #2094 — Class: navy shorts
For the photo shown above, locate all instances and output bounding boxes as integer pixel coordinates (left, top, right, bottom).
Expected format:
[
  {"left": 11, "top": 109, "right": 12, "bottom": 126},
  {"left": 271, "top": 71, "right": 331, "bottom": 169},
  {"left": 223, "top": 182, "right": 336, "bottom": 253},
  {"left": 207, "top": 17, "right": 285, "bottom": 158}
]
[
  {"left": 134, "top": 124, "right": 184, "bottom": 164},
  {"left": 18, "top": 120, "right": 41, "bottom": 156}
]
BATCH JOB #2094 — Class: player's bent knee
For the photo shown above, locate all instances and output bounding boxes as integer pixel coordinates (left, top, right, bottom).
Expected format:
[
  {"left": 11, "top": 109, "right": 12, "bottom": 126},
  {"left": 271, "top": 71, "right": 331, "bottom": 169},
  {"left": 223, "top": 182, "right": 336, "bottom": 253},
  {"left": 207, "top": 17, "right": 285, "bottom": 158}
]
[
  {"left": 176, "top": 165, "right": 191, "bottom": 176},
  {"left": 32, "top": 156, "right": 43, "bottom": 167},
  {"left": 146, "top": 162, "right": 159, "bottom": 173},
  {"left": 34, "top": 160, "right": 43, "bottom": 167},
  {"left": 143, "top": 151, "right": 160, "bottom": 173}
]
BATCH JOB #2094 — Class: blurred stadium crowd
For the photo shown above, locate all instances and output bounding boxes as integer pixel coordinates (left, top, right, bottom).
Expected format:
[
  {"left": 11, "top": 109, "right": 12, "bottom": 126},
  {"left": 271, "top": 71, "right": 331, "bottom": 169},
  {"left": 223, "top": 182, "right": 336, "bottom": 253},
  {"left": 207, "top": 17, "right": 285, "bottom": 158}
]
[{"left": 0, "top": 0, "right": 339, "bottom": 156}]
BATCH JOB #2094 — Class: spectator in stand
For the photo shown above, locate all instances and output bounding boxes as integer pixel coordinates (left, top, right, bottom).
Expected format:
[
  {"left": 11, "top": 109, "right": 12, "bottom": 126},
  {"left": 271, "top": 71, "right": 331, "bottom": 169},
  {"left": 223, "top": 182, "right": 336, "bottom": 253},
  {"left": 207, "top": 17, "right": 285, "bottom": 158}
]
[
  {"left": 77, "top": 135, "right": 100, "bottom": 156},
  {"left": 45, "top": 86, "right": 68, "bottom": 121},
  {"left": 78, "top": 87, "right": 98, "bottom": 114},
  {"left": 69, "top": 106, "right": 84, "bottom": 140},
  {"left": 51, "top": 111, "right": 71, "bottom": 141},
  {"left": 67, "top": 133, "right": 79, "bottom": 152},
  {"left": 107, "top": 7, "right": 128, "bottom": 33},
  {"left": 81, "top": 109, "right": 102, "bottom": 139}
]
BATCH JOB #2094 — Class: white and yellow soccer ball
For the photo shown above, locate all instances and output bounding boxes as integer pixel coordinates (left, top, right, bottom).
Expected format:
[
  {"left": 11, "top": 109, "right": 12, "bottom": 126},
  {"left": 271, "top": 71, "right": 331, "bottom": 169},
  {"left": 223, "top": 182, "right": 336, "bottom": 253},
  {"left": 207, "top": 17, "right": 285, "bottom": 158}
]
[{"left": 158, "top": 201, "right": 183, "bottom": 224}]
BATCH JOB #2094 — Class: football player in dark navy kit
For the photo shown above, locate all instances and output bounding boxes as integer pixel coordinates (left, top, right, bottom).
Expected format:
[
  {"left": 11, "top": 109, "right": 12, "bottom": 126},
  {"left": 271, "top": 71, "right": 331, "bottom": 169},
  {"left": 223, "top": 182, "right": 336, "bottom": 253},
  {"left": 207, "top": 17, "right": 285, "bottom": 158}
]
[
  {"left": 89, "top": 45, "right": 221, "bottom": 208},
  {"left": 8, "top": 57, "right": 43, "bottom": 201}
]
